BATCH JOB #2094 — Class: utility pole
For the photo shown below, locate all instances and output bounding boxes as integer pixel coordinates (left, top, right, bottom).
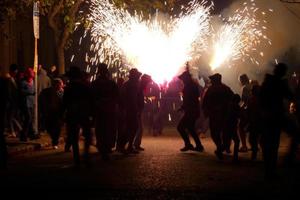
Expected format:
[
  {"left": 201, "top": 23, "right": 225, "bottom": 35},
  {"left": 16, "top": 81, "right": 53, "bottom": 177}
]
[{"left": 33, "top": 1, "right": 40, "bottom": 135}]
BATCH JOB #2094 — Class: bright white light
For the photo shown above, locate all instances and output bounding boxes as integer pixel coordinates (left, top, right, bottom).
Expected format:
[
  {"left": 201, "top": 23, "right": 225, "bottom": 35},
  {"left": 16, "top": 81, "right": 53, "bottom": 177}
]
[{"left": 88, "top": 0, "right": 212, "bottom": 83}]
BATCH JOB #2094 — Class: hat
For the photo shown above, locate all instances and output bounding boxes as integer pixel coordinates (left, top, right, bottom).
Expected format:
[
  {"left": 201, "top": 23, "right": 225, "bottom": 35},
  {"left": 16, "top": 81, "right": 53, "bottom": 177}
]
[
  {"left": 274, "top": 63, "right": 288, "bottom": 77},
  {"left": 129, "top": 68, "right": 142, "bottom": 79},
  {"left": 178, "top": 70, "right": 191, "bottom": 81},
  {"left": 141, "top": 74, "right": 152, "bottom": 83},
  {"left": 209, "top": 73, "right": 222, "bottom": 83}
]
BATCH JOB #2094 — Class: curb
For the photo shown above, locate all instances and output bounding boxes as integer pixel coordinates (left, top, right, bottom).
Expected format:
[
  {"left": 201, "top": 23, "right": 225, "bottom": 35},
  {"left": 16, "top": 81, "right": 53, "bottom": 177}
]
[{"left": 7, "top": 137, "right": 65, "bottom": 156}]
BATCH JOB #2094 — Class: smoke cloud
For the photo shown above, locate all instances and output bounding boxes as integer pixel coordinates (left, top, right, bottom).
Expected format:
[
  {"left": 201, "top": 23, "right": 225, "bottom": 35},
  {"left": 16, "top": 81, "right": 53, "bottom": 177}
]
[{"left": 193, "top": 0, "right": 300, "bottom": 93}]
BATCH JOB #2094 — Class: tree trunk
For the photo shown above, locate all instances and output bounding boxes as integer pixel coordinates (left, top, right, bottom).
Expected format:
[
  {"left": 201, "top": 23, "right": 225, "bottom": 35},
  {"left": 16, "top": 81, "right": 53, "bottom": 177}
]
[{"left": 57, "top": 45, "right": 65, "bottom": 75}]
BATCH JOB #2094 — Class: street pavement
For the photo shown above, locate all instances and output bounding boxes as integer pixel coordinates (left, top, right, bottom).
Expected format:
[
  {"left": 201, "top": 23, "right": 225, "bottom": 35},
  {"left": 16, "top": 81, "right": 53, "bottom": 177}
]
[{"left": 1, "top": 128, "right": 299, "bottom": 199}]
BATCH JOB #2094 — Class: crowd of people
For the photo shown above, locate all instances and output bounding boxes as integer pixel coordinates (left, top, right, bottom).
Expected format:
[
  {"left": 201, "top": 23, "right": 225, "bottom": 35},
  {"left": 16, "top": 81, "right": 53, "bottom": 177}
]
[{"left": 0, "top": 62, "right": 299, "bottom": 180}]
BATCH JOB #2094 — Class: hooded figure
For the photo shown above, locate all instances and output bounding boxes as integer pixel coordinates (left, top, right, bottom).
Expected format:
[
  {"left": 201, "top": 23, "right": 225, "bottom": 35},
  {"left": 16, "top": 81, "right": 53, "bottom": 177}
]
[{"left": 177, "top": 69, "right": 204, "bottom": 152}]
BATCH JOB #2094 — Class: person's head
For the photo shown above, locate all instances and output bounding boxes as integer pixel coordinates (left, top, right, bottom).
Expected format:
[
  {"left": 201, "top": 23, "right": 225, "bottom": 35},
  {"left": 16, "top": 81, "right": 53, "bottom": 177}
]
[
  {"left": 50, "top": 65, "right": 57, "bottom": 72},
  {"left": 66, "top": 66, "right": 82, "bottom": 81},
  {"left": 129, "top": 68, "right": 142, "bottom": 81},
  {"left": 178, "top": 70, "right": 192, "bottom": 83},
  {"left": 52, "top": 78, "right": 64, "bottom": 91},
  {"left": 233, "top": 93, "right": 241, "bottom": 104},
  {"left": 209, "top": 73, "right": 222, "bottom": 85},
  {"left": 9, "top": 64, "right": 18, "bottom": 77},
  {"left": 98, "top": 63, "right": 109, "bottom": 78},
  {"left": 24, "top": 67, "right": 35, "bottom": 80},
  {"left": 274, "top": 63, "right": 288, "bottom": 78},
  {"left": 239, "top": 74, "right": 249, "bottom": 86},
  {"left": 140, "top": 74, "right": 152, "bottom": 89}
]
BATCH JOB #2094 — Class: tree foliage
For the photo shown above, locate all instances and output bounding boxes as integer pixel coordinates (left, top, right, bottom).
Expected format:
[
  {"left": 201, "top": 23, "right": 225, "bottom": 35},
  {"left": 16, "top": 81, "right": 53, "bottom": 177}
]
[
  {"left": 112, "top": 0, "right": 176, "bottom": 16},
  {"left": 0, "top": 0, "right": 177, "bottom": 73},
  {"left": 0, "top": 0, "right": 31, "bottom": 24}
]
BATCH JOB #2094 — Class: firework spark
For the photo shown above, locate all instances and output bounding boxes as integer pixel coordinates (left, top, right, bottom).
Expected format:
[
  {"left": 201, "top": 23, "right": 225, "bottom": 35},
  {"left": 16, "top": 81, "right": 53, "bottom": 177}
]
[
  {"left": 88, "top": 0, "right": 212, "bottom": 83},
  {"left": 209, "top": 0, "right": 271, "bottom": 70}
]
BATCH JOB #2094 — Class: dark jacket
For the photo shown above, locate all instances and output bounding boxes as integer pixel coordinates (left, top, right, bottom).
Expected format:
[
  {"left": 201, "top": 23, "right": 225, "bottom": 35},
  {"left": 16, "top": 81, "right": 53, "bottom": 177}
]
[
  {"left": 181, "top": 80, "right": 200, "bottom": 114},
  {"left": 202, "top": 83, "right": 233, "bottom": 118},
  {"left": 91, "top": 76, "right": 119, "bottom": 113},
  {"left": 39, "top": 87, "right": 64, "bottom": 118},
  {"left": 259, "top": 74, "right": 293, "bottom": 116},
  {"left": 121, "top": 79, "right": 139, "bottom": 114},
  {"left": 63, "top": 80, "right": 92, "bottom": 123}
]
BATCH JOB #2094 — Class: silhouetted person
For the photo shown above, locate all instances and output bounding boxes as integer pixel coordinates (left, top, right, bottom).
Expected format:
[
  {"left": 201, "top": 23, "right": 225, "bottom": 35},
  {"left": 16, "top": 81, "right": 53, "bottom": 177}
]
[
  {"left": 0, "top": 76, "right": 8, "bottom": 169},
  {"left": 196, "top": 76, "right": 209, "bottom": 138},
  {"left": 248, "top": 85, "right": 262, "bottom": 160},
  {"left": 63, "top": 66, "right": 92, "bottom": 166},
  {"left": 259, "top": 63, "right": 293, "bottom": 179},
  {"left": 224, "top": 94, "right": 241, "bottom": 162},
  {"left": 5, "top": 64, "right": 20, "bottom": 138},
  {"left": 19, "top": 68, "right": 39, "bottom": 141},
  {"left": 91, "top": 63, "right": 119, "bottom": 160},
  {"left": 203, "top": 73, "right": 233, "bottom": 160},
  {"left": 284, "top": 101, "right": 300, "bottom": 166},
  {"left": 37, "top": 67, "right": 51, "bottom": 95},
  {"left": 177, "top": 69, "right": 204, "bottom": 152},
  {"left": 119, "top": 68, "right": 142, "bottom": 154},
  {"left": 134, "top": 74, "right": 152, "bottom": 151},
  {"left": 39, "top": 78, "right": 64, "bottom": 149},
  {"left": 284, "top": 76, "right": 300, "bottom": 166},
  {"left": 238, "top": 74, "right": 251, "bottom": 152},
  {"left": 147, "top": 82, "right": 162, "bottom": 136},
  {"left": 116, "top": 78, "right": 126, "bottom": 151},
  {"left": 37, "top": 67, "right": 51, "bottom": 133}
]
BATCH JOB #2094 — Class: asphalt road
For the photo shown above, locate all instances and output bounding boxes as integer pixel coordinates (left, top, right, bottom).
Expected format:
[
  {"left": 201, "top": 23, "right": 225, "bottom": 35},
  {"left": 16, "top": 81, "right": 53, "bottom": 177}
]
[{"left": 1, "top": 130, "right": 299, "bottom": 199}]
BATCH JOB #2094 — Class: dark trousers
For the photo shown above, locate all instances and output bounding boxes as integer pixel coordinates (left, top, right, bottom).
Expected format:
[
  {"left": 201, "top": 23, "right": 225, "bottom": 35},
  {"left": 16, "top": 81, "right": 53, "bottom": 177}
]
[
  {"left": 20, "top": 107, "right": 36, "bottom": 141},
  {"left": 119, "top": 112, "right": 138, "bottom": 150},
  {"left": 262, "top": 114, "right": 298, "bottom": 176},
  {"left": 95, "top": 112, "right": 116, "bottom": 156},
  {"left": 0, "top": 111, "right": 7, "bottom": 168},
  {"left": 249, "top": 126, "right": 261, "bottom": 158},
  {"left": 287, "top": 132, "right": 300, "bottom": 164},
  {"left": 5, "top": 104, "right": 20, "bottom": 134},
  {"left": 224, "top": 124, "right": 240, "bottom": 160},
  {"left": 46, "top": 115, "right": 62, "bottom": 146},
  {"left": 65, "top": 119, "right": 91, "bottom": 165},
  {"left": 177, "top": 112, "right": 202, "bottom": 147},
  {"left": 261, "top": 118, "right": 281, "bottom": 177},
  {"left": 283, "top": 114, "right": 299, "bottom": 165},
  {"left": 134, "top": 113, "right": 143, "bottom": 148},
  {"left": 116, "top": 110, "right": 126, "bottom": 150},
  {"left": 209, "top": 116, "right": 225, "bottom": 153}
]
